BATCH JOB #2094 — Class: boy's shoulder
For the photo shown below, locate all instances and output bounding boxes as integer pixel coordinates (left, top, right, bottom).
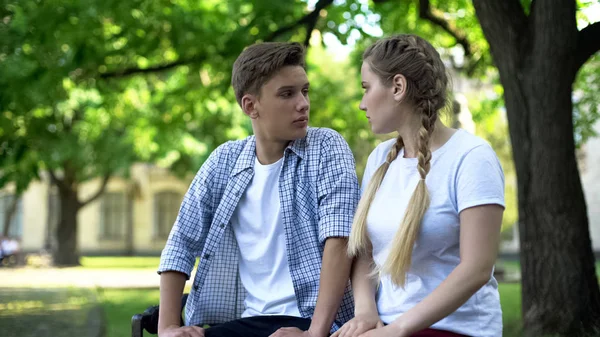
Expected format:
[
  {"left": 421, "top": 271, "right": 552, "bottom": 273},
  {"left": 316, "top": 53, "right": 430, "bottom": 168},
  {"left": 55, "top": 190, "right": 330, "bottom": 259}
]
[
  {"left": 305, "top": 126, "right": 345, "bottom": 143},
  {"left": 304, "top": 127, "right": 351, "bottom": 155},
  {"left": 207, "top": 135, "right": 254, "bottom": 166},
  {"left": 204, "top": 127, "right": 349, "bottom": 170}
]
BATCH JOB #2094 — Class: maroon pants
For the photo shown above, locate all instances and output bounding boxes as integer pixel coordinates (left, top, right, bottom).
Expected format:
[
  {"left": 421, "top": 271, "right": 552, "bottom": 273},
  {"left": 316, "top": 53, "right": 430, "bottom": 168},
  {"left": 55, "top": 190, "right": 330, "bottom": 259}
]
[{"left": 411, "top": 328, "right": 469, "bottom": 337}]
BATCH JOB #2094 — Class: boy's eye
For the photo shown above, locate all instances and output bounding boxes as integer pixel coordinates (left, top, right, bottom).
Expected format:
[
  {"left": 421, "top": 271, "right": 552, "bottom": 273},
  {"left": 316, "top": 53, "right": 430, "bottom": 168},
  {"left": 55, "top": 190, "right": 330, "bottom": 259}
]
[
  {"left": 280, "top": 91, "right": 292, "bottom": 97},
  {"left": 302, "top": 89, "right": 309, "bottom": 95}
]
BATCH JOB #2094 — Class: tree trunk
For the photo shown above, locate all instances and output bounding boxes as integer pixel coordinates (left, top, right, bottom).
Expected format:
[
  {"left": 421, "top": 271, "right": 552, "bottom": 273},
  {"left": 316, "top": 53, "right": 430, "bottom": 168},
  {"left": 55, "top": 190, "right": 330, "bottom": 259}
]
[
  {"left": 49, "top": 164, "right": 110, "bottom": 266},
  {"left": 2, "top": 195, "right": 18, "bottom": 237},
  {"left": 515, "top": 63, "right": 600, "bottom": 336},
  {"left": 125, "top": 183, "right": 135, "bottom": 256},
  {"left": 45, "top": 187, "right": 55, "bottom": 251},
  {"left": 53, "top": 186, "right": 81, "bottom": 266},
  {"left": 473, "top": 0, "right": 600, "bottom": 335}
]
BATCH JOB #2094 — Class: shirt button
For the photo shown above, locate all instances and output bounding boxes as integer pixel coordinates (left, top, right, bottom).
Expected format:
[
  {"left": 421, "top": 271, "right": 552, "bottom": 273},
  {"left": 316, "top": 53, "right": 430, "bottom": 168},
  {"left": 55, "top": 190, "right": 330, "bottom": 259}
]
[
  {"left": 193, "top": 284, "right": 198, "bottom": 291},
  {"left": 219, "top": 223, "right": 225, "bottom": 228},
  {"left": 203, "top": 253, "right": 210, "bottom": 260}
]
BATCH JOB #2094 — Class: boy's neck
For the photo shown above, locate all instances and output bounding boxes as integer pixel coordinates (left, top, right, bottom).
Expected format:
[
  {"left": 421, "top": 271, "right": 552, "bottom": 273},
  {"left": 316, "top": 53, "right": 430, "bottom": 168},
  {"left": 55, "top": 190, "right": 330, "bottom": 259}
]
[{"left": 254, "top": 137, "right": 290, "bottom": 165}]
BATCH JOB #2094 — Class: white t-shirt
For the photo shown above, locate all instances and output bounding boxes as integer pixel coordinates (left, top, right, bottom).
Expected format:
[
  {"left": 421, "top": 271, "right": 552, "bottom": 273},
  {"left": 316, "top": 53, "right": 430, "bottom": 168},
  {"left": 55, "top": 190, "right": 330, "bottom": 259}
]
[
  {"left": 363, "top": 129, "right": 504, "bottom": 337},
  {"left": 231, "top": 157, "right": 301, "bottom": 318}
]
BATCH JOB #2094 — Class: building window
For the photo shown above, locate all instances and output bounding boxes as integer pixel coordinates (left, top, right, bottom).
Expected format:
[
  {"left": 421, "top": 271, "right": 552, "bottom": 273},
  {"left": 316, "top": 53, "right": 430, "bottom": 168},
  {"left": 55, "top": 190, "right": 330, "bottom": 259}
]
[
  {"left": 100, "top": 192, "right": 126, "bottom": 239},
  {"left": 0, "top": 194, "right": 23, "bottom": 238},
  {"left": 154, "top": 191, "right": 182, "bottom": 239}
]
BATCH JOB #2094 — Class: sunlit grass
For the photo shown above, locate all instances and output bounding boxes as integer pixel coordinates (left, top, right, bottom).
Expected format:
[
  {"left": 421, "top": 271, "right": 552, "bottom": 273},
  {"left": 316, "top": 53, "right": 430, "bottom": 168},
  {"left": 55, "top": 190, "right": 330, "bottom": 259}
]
[
  {"left": 4, "top": 257, "right": 597, "bottom": 337},
  {"left": 76, "top": 256, "right": 200, "bottom": 270},
  {"left": 0, "top": 287, "right": 96, "bottom": 337},
  {"left": 95, "top": 285, "right": 523, "bottom": 337},
  {"left": 79, "top": 256, "right": 161, "bottom": 269},
  {"left": 497, "top": 259, "right": 600, "bottom": 278},
  {"left": 499, "top": 283, "right": 522, "bottom": 337},
  {"left": 97, "top": 288, "right": 161, "bottom": 337},
  {"left": 0, "top": 295, "right": 90, "bottom": 314}
]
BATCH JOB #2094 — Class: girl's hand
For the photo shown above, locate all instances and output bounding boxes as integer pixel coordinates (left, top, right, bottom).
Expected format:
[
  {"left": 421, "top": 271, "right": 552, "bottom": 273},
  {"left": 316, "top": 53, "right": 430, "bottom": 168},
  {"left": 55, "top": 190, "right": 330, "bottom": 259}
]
[{"left": 331, "top": 313, "right": 384, "bottom": 337}]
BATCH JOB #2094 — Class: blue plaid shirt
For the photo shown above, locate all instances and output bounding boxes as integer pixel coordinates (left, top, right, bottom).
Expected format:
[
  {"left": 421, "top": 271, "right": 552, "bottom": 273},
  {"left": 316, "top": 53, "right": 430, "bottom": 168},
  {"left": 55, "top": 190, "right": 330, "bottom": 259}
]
[{"left": 158, "top": 127, "right": 360, "bottom": 332}]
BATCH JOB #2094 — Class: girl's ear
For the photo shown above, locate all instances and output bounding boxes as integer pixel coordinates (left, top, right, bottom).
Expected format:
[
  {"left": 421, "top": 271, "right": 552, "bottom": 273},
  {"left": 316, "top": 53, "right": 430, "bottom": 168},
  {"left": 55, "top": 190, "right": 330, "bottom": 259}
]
[{"left": 392, "top": 74, "right": 407, "bottom": 103}]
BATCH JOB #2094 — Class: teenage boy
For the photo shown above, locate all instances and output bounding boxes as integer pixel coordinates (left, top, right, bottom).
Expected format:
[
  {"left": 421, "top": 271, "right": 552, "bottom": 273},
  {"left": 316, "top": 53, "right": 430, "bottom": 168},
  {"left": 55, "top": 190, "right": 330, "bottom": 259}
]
[{"left": 157, "top": 41, "right": 360, "bottom": 337}]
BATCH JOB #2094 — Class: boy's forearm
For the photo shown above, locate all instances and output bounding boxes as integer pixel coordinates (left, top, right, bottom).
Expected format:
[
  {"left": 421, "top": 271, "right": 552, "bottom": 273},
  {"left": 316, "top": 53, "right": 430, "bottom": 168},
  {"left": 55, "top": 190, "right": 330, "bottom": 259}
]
[
  {"left": 308, "top": 238, "right": 353, "bottom": 337},
  {"left": 158, "top": 271, "right": 187, "bottom": 334}
]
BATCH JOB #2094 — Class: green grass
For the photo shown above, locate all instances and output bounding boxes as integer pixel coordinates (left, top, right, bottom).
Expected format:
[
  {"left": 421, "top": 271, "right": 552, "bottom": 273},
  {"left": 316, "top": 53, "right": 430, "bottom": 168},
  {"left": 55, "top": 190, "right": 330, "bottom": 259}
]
[
  {"left": 77, "top": 256, "right": 200, "bottom": 270},
  {"left": 97, "top": 285, "right": 524, "bottom": 337},
  {"left": 97, "top": 288, "right": 161, "bottom": 337},
  {"left": 77, "top": 257, "right": 598, "bottom": 278},
  {"left": 499, "top": 283, "right": 522, "bottom": 337},
  {"left": 65, "top": 257, "right": 600, "bottom": 337},
  {"left": 0, "top": 287, "right": 98, "bottom": 337},
  {"left": 79, "top": 256, "right": 161, "bottom": 269},
  {"left": 497, "top": 260, "right": 600, "bottom": 278}
]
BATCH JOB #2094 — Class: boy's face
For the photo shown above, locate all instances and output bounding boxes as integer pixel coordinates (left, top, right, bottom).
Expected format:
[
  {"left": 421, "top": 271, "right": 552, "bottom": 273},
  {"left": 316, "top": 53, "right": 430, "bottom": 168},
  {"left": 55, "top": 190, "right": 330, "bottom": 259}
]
[{"left": 243, "top": 66, "right": 310, "bottom": 143}]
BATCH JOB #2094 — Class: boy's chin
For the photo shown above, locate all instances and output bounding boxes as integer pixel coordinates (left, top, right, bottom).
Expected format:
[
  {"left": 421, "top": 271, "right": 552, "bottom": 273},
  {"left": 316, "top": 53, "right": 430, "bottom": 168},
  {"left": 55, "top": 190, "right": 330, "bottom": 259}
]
[{"left": 283, "top": 127, "right": 308, "bottom": 141}]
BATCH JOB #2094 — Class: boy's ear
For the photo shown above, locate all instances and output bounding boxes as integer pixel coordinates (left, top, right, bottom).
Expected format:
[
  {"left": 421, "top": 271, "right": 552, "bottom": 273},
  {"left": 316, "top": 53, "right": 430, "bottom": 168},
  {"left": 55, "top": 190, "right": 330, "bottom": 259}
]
[{"left": 241, "top": 94, "right": 259, "bottom": 119}]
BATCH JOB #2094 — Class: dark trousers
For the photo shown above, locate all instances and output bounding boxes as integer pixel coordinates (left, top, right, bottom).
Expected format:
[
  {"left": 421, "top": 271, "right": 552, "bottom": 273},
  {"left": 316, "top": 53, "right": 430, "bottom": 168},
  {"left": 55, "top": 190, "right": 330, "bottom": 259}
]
[
  {"left": 202, "top": 315, "right": 312, "bottom": 337},
  {"left": 412, "top": 328, "right": 470, "bottom": 337}
]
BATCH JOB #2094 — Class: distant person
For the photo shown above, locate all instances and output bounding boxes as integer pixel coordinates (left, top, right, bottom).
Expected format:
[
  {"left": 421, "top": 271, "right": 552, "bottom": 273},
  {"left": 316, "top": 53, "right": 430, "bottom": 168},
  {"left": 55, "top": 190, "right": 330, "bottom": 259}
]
[
  {"left": 0, "top": 236, "right": 20, "bottom": 266},
  {"left": 0, "top": 236, "right": 5, "bottom": 265}
]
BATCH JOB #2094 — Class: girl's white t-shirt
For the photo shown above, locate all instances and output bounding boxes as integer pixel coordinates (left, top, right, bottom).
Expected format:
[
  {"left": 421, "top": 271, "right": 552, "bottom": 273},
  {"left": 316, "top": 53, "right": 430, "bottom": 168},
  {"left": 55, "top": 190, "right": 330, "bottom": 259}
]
[{"left": 363, "top": 129, "right": 505, "bottom": 337}]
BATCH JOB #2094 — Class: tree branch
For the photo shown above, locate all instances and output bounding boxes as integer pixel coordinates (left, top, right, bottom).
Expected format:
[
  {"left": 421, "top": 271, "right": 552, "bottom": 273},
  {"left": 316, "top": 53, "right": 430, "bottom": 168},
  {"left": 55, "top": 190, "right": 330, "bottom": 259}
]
[
  {"left": 266, "top": 0, "right": 334, "bottom": 42},
  {"left": 99, "top": 1, "right": 335, "bottom": 79},
  {"left": 473, "top": 0, "right": 528, "bottom": 64},
  {"left": 418, "top": 0, "right": 472, "bottom": 57},
  {"left": 575, "top": 21, "right": 600, "bottom": 71},
  {"left": 2, "top": 194, "right": 19, "bottom": 237},
  {"left": 79, "top": 173, "right": 111, "bottom": 207},
  {"left": 303, "top": 11, "right": 320, "bottom": 48},
  {"left": 48, "top": 170, "right": 68, "bottom": 192},
  {"left": 99, "top": 56, "right": 205, "bottom": 79}
]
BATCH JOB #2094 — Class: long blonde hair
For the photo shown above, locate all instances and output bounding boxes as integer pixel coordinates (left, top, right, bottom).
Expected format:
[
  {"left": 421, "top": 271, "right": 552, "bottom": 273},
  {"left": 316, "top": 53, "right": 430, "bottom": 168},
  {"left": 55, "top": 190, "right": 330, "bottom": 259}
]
[{"left": 348, "top": 34, "right": 449, "bottom": 287}]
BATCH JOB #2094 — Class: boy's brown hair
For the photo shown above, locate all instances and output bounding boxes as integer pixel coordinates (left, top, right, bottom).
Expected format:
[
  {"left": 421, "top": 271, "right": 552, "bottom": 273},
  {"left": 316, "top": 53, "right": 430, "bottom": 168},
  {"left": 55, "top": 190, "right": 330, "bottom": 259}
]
[{"left": 231, "top": 42, "right": 306, "bottom": 106}]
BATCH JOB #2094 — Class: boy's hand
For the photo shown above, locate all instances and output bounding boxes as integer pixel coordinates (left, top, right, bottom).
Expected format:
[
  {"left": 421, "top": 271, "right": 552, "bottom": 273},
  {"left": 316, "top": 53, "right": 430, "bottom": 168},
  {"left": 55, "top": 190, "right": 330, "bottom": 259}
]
[{"left": 159, "top": 325, "right": 205, "bottom": 337}]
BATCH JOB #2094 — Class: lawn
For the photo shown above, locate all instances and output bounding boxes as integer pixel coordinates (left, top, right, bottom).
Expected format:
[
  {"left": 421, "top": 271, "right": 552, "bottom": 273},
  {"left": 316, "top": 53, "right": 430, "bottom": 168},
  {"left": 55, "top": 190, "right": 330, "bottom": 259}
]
[
  {"left": 0, "top": 287, "right": 100, "bottom": 337},
  {"left": 79, "top": 256, "right": 161, "bottom": 269},
  {"left": 98, "top": 288, "right": 161, "bottom": 337},
  {"left": 13, "top": 257, "right": 596, "bottom": 337},
  {"left": 499, "top": 283, "right": 522, "bottom": 337},
  {"left": 77, "top": 256, "right": 200, "bottom": 270},
  {"left": 76, "top": 257, "right": 598, "bottom": 276},
  {"left": 97, "top": 284, "right": 524, "bottom": 337},
  {"left": 497, "top": 260, "right": 600, "bottom": 278}
]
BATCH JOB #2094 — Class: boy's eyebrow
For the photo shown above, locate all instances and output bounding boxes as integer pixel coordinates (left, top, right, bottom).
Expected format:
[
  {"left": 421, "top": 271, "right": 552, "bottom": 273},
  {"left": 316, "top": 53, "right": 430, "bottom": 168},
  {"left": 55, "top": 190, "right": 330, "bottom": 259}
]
[{"left": 277, "top": 82, "right": 310, "bottom": 91}]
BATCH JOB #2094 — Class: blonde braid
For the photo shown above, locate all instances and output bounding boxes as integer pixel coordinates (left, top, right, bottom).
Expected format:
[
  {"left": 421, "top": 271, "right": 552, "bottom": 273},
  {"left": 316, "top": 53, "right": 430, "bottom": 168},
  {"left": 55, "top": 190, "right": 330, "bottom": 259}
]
[
  {"left": 381, "top": 105, "right": 434, "bottom": 286},
  {"left": 359, "top": 34, "right": 449, "bottom": 287},
  {"left": 348, "top": 136, "right": 403, "bottom": 257}
]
